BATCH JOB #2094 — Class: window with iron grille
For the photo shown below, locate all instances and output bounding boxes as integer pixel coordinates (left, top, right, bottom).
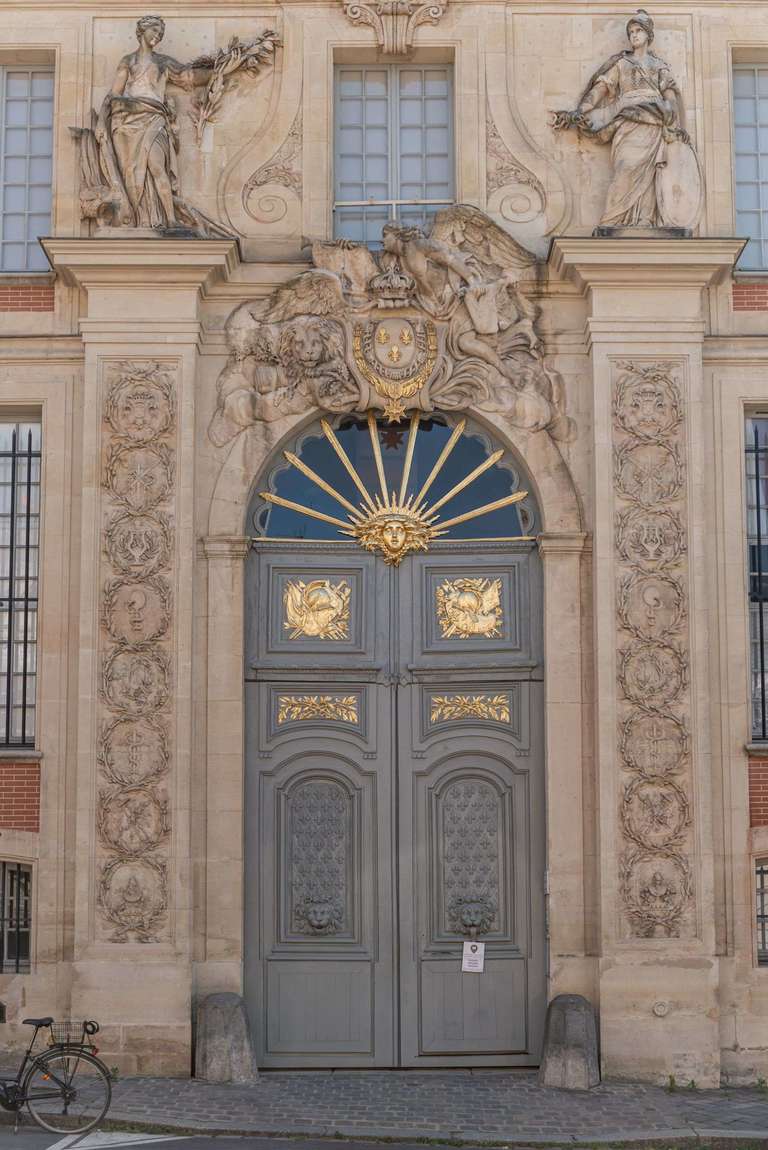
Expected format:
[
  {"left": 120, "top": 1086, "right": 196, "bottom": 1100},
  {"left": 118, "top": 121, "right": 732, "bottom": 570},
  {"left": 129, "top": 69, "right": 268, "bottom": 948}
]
[
  {"left": 0, "top": 422, "right": 40, "bottom": 746},
  {"left": 746, "top": 417, "right": 768, "bottom": 739},
  {"left": 757, "top": 861, "right": 768, "bottom": 966},
  {"left": 0, "top": 66, "right": 54, "bottom": 272},
  {"left": 0, "top": 861, "right": 31, "bottom": 973},
  {"left": 333, "top": 64, "right": 454, "bottom": 245}
]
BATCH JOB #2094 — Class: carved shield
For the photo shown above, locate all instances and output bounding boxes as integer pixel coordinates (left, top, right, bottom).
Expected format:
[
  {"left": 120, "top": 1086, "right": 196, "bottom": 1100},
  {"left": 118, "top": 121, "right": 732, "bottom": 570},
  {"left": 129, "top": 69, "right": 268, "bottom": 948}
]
[
  {"left": 657, "top": 139, "right": 703, "bottom": 230},
  {"left": 351, "top": 317, "right": 439, "bottom": 402}
]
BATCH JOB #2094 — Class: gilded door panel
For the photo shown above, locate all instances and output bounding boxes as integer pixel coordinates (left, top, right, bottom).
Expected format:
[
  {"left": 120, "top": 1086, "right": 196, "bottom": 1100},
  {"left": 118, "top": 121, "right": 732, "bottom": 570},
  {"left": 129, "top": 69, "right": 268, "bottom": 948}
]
[
  {"left": 246, "top": 546, "right": 386, "bottom": 671},
  {"left": 399, "top": 546, "right": 540, "bottom": 670}
]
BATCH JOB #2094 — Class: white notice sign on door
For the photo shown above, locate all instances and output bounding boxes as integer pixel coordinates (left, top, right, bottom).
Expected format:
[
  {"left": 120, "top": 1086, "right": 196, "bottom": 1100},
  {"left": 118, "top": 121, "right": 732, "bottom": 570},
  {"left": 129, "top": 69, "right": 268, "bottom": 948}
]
[{"left": 461, "top": 940, "right": 485, "bottom": 973}]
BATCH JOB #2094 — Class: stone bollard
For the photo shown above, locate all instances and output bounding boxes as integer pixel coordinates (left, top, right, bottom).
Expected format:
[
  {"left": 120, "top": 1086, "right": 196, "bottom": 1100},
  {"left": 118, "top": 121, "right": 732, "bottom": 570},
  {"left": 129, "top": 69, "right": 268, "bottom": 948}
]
[
  {"left": 538, "top": 993, "right": 600, "bottom": 1090},
  {"left": 194, "top": 992, "right": 258, "bottom": 1083}
]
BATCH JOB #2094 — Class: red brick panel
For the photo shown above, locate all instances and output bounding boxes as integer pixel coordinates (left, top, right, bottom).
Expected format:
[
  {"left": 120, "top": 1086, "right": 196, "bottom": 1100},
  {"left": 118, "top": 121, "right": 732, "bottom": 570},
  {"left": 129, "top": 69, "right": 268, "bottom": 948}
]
[
  {"left": 733, "top": 283, "right": 768, "bottom": 312},
  {"left": 0, "top": 285, "right": 54, "bottom": 312},
  {"left": 0, "top": 763, "right": 40, "bottom": 831}
]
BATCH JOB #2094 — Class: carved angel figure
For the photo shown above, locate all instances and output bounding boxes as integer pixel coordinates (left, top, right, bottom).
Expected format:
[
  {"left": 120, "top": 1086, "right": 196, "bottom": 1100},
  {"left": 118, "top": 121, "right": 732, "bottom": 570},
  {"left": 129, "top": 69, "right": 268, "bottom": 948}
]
[{"left": 552, "top": 10, "right": 701, "bottom": 230}]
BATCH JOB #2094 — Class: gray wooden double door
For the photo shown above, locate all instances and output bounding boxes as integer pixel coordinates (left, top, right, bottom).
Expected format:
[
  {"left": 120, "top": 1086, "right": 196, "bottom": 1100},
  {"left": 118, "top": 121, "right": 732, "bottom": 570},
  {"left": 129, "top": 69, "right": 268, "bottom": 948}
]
[{"left": 244, "top": 542, "right": 546, "bottom": 1067}]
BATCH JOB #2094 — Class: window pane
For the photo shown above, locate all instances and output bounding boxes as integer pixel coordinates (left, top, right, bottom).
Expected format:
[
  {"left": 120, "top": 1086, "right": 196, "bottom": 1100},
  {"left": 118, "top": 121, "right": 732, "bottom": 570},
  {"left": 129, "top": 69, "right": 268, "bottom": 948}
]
[
  {"left": 757, "top": 862, "right": 768, "bottom": 966},
  {"left": 334, "top": 65, "right": 453, "bottom": 241},
  {"left": 0, "top": 862, "right": 32, "bottom": 973},
  {"left": 746, "top": 418, "right": 768, "bottom": 737},
  {"left": 0, "top": 424, "right": 40, "bottom": 746},
  {"left": 0, "top": 66, "right": 54, "bottom": 272}
]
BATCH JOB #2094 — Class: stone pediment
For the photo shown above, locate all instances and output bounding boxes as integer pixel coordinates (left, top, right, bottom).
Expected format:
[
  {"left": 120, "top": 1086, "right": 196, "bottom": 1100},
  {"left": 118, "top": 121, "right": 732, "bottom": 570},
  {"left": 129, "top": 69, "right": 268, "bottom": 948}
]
[{"left": 210, "top": 205, "right": 573, "bottom": 445}]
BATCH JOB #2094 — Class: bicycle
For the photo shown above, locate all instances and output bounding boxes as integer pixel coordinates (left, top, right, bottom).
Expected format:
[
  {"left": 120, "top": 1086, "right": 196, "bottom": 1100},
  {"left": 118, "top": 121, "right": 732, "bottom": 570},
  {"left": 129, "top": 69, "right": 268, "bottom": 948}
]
[{"left": 0, "top": 1017, "right": 112, "bottom": 1134}]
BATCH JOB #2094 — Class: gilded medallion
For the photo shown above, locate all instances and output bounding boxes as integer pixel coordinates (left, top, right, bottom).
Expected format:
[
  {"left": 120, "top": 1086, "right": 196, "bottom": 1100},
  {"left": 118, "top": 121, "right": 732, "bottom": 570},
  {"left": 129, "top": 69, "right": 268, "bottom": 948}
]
[
  {"left": 436, "top": 577, "right": 503, "bottom": 639},
  {"left": 283, "top": 579, "right": 351, "bottom": 640}
]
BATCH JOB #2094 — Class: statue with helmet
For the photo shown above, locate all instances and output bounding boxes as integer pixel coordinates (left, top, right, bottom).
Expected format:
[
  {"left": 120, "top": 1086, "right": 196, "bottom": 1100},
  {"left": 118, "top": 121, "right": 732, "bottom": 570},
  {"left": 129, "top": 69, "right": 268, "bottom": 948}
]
[{"left": 552, "top": 9, "right": 702, "bottom": 233}]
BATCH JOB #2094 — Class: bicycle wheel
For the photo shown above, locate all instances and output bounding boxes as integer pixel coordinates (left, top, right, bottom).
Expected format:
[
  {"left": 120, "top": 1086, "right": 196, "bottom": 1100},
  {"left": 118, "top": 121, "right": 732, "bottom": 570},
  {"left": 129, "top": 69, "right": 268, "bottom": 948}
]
[{"left": 24, "top": 1048, "right": 112, "bottom": 1134}]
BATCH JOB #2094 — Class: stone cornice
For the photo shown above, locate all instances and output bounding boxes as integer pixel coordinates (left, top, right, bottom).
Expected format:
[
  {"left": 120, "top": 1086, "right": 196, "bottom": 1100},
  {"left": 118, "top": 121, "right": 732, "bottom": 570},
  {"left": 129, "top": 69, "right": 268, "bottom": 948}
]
[
  {"left": 41, "top": 237, "right": 241, "bottom": 294},
  {"left": 548, "top": 236, "right": 746, "bottom": 292},
  {"left": 202, "top": 535, "right": 251, "bottom": 561},
  {"left": 537, "top": 531, "right": 591, "bottom": 555}
]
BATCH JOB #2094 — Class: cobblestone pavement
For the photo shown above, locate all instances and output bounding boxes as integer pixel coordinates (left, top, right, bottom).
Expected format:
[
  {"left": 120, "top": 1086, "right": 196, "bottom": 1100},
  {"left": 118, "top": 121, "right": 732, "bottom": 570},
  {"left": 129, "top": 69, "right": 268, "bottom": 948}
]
[{"left": 102, "top": 1071, "right": 768, "bottom": 1144}]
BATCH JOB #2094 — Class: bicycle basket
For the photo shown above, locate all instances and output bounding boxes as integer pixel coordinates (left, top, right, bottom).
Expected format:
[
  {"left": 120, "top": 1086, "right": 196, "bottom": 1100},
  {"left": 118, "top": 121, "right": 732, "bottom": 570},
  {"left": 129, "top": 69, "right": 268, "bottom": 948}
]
[{"left": 48, "top": 1020, "right": 96, "bottom": 1046}]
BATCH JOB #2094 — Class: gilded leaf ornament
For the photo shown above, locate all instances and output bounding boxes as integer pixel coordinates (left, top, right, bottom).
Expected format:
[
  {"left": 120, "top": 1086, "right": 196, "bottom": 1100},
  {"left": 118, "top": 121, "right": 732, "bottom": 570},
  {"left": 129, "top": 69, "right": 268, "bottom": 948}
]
[
  {"left": 430, "top": 694, "right": 511, "bottom": 723},
  {"left": 277, "top": 695, "right": 359, "bottom": 724}
]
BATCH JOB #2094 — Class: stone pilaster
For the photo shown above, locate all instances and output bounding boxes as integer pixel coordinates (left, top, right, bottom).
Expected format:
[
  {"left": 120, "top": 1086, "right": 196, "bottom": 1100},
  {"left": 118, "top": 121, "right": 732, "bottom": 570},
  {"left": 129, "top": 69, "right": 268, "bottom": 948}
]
[
  {"left": 550, "top": 237, "right": 742, "bottom": 1087},
  {"left": 42, "top": 237, "right": 239, "bottom": 1073}
]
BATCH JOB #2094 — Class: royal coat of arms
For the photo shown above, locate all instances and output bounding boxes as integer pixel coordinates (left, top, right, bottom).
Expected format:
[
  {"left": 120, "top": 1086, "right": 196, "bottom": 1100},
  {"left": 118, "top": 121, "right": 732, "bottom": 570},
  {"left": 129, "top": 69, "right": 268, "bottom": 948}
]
[{"left": 352, "top": 317, "right": 439, "bottom": 422}]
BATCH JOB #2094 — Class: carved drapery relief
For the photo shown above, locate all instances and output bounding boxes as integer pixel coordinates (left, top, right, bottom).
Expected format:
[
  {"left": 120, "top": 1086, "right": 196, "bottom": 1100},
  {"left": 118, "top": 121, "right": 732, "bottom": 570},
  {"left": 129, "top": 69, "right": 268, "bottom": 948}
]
[
  {"left": 288, "top": 780, "right": 350, "bottom": 935},
  {"left": 613, "top": 362, "right": 694, "bottom": 939},
  {"left": 210, "top": 205, "right": 574, "bottom": 444},
  {"left": 96, "top": 361, "right": 178, "bottom": 943},
  {"left": 243, "top": 107, "right": 302, "bottom": 227},
  {"left": 342, "top": 1, "right": 447, "bottom": 54},
  {"left": 485, "top": 105, "right": 546, "bottom": 227}
]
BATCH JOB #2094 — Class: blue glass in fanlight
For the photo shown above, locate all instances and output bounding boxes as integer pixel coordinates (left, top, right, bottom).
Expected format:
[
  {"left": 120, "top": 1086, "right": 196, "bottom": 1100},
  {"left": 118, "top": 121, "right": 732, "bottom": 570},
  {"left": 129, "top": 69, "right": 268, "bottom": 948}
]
[{"left": 253, "top": 415, "right": 535, "bottom": 541}]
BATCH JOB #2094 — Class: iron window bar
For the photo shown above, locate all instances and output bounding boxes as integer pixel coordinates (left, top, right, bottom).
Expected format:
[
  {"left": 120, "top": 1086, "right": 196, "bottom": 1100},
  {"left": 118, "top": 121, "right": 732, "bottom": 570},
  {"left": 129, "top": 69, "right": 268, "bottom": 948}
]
[
  {"left": 0, "top": 426, "right": 40, "bottom": 746},
  {"left": 0, "top": 861, "right": 31, "bottom": 973},
  {"left": 333, "top": 198, "right": 455, "bottom": 208},
  {"left": 758, "top": 862, "right": 768, "bottom": 966}
]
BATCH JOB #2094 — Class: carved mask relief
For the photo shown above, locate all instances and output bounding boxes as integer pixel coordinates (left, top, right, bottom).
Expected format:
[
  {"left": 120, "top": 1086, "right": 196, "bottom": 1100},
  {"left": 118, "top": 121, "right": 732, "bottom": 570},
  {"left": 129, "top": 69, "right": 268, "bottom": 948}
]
[
  {"left": 612, "top": 362, "right": 694, "bottom": 939},
  {"left": 96, "top": 361, "right": 178, "bottom": 944}
]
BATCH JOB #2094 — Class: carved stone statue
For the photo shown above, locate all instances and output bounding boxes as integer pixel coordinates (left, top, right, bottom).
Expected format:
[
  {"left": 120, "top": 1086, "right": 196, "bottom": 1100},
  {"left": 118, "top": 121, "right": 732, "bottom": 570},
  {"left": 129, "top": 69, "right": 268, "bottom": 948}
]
[
  {"left": 552, "top": 9, "right": 702, "bottom": 232},
  {"left": 72, "top": 14, "right": 279, "bottom": 235},
  {"left": 210, "top": 205, "right": 574, "bottom": 445}
]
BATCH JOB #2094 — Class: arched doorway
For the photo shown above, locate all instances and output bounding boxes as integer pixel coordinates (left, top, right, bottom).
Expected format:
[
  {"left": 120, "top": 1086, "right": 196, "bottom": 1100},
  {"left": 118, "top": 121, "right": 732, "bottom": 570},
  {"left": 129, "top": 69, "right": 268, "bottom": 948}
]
[{"left": 244, "top": 412, "right": 546, "bottom": 1067}]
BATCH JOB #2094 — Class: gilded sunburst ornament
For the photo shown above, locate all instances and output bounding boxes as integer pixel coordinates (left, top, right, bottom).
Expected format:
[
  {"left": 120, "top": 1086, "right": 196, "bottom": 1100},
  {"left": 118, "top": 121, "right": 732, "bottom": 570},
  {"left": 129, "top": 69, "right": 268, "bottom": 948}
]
[{"left": 259, "top": 412, "right": 530, "bottom": 566}]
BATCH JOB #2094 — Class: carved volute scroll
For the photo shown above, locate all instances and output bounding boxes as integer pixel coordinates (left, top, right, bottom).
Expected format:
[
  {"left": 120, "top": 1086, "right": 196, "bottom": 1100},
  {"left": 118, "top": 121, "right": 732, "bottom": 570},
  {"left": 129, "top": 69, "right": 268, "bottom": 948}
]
[
  {"left": 96, "top": 361, "right": 178, "bottom": 943},
  {"left": 612, "top": 362, "right": 694, "bottom": 939}
]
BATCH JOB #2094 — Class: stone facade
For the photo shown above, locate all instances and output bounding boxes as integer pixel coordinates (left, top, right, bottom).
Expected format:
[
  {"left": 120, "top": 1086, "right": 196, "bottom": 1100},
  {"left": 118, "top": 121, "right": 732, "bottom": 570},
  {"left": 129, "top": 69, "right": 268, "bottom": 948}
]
[{"left": 0, "top": 0, "right": 764, "bottom": 1088}]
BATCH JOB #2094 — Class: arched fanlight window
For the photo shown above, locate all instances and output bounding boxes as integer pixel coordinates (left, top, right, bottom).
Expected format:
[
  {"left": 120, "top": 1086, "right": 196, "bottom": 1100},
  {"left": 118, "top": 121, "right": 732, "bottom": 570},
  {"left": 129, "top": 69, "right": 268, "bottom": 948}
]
[{"left": 252, "top": 412, "right": 537, "bottom": 565}]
